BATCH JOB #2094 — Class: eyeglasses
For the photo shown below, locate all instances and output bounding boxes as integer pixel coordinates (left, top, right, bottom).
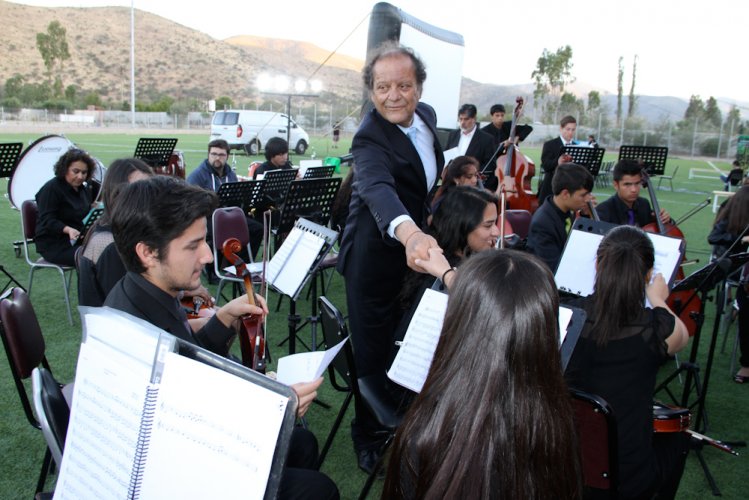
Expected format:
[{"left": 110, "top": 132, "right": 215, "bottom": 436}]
[{"left": 209, "top": 152, "right": 228, "bottom": 158}]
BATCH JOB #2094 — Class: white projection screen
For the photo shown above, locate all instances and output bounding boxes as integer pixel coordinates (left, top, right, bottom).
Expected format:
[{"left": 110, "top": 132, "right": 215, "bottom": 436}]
[{"left": 364, "top": 2, "right": 464, "bottom": 130}]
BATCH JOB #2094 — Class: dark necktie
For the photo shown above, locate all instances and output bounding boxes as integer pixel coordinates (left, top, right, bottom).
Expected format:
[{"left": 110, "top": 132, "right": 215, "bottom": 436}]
[{"left": 627, "top": 209, "right": 635, "bottom": 226}]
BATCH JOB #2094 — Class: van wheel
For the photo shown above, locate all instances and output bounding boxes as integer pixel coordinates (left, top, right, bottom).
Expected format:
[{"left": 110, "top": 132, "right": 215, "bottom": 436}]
[
  {"left": 245, "top": 141, "right": 259, "bottom": 155},
  {"left": 295, "top": 140, "right": 308, "bottom": 155}
]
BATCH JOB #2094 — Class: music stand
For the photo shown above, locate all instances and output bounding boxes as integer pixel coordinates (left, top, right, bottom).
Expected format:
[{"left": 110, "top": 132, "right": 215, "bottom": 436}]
[
  {"left": 133, "top": 138, "right": 178, "bottom": 169},
  {"left": 562, "top": 146, "right": 606, "bottom": 177},
  {"left": 265, "top": 218, "right": 339, "bottom": 356},
  {"left": 217, "top": 180, "right": 265, "bottom": 215},
  {"left": 618, "top": 145, "right": 668, "bottom": 176},
  {"left": 258, "top": 169, "right": 298, "bottom": 207},
  {"left": 303, "top": 165, "right": 335, "bottom": 179},
  {"left": 0, "top": 143, "right": 25, "bottom": 292},
  {"left": 655, "top": 253, "right": 749, "bottom": 495}
]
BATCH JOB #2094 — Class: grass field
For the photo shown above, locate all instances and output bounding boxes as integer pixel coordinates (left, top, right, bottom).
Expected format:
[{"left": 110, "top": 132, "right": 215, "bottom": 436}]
[{"left": 0, "top": 128, "right": 746, "bottom": 499}]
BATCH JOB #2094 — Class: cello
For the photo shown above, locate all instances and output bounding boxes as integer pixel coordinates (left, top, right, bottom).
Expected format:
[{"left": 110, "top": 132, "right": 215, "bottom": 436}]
[
  {"left": 640, "top": 168, "right": 701, "bottom": 336},
  {"left": 222, "top": 237, "right": 267, "bottom": 373},
  {"left": 652, "top": 401, "right": 738, "bottom": 455},
  {"left": 496, "top": 97, "right": 539, "bottom": 214}
]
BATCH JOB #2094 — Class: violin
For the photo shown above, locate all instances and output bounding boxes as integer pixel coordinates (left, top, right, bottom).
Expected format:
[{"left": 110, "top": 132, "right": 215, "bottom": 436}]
[
  {"left": 222, "top": 238, "right": 267, "bottom": 373},
  {"left": 496, "top": 97, "right": 539, "bottom": 214},
  {"left": 640, "top": 168, "right": 701, "bottom": 336},
  {"left": 180, "top": 296, "right": 216, "bottom": 319},
  {"left": 653, "top": 401, "right": 738, "bottom": 456}
]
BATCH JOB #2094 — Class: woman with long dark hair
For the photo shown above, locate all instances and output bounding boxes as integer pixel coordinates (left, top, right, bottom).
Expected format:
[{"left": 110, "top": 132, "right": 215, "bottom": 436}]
[
  {"left": 77, "top": 158, "right": 153, "bottom": 307},
  {"left": 565, "top": 225, "right": 689, "bottom": 499},
  {"left": 708, "top": 185, "right": 749, "bottom": 383},
  {"left": 430, "top": 155, "right": 481, "bottom": 212},
  {"left": 384, "top": 250, "right": 581, "bottom": 499},
  {"left": 34, "top": 148, "right": 97, "bottom": 266}
]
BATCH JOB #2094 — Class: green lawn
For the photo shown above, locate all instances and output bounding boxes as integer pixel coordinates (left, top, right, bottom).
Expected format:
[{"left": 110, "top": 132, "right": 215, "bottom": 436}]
[{"left": 0, "top": 129, "right": 746, "bottom": 498}]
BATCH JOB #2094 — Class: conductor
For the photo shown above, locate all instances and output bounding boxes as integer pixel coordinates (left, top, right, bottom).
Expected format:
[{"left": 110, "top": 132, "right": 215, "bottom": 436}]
[{"left": 336, "top": 42, "right": 445, "bottom": 473}]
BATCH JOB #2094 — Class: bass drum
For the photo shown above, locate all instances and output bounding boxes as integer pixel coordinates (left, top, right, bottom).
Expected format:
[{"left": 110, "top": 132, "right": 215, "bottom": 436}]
[{"left": 7, "top": 135, "right": 106, "bottom": 208}]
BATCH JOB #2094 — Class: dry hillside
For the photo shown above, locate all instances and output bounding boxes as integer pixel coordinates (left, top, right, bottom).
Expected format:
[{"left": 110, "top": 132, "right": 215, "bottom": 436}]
[{"left": 0, "top": 0, "right": 362, "bottom": 105}]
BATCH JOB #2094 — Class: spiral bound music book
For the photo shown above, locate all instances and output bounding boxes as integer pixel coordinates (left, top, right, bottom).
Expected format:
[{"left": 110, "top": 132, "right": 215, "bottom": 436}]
[{"left": 53, "top": 307, "right": 297, "bottom": 500}]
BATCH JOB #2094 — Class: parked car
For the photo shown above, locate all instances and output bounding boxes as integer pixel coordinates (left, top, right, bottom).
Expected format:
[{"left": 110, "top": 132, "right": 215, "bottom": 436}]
[{"left": 210, "top": 109, "right": 309, "bottom": 155}]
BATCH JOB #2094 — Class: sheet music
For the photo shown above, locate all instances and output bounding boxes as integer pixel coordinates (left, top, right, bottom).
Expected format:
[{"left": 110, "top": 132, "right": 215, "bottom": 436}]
[
  {"left": 137, "top": 351, "right": 288, "bottom": 500},
  {"left": 443, "top": 147, "right": 460, "bottom": 165},
  {"left": 559, "top": 306, "right": 573, "bottom": 345},
  {"left": 555, "top": 229, "right": 683, "bottom": 297},
  {"left": 555, "top": 230, "right": 601, "bottom": 296},
  {"left": 387, "top": 289, "right": 448, "bottom": 393},
  {"left": 267, "top": 226, "right": 325, "bottom": 297},
  {"left": 54, "top": 341, "right": 154, "bottom": 499},
  {"left": 276, "top": 337, "right": 348, "bottom": 385}
]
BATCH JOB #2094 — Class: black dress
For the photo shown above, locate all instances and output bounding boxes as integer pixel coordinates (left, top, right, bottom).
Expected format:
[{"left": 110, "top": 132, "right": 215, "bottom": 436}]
[
  {"left": 35, "top": 176, "right": 91, "bottom": 266},
  {"left": 565, "top": 295, "right": 688, "bottom": 499}
]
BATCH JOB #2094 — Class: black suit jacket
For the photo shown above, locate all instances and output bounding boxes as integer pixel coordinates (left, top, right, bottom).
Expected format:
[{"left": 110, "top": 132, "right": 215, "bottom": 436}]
[
  {"left": 481, "top": 122, "right": 533, "bottom": 150},
  {"left": 445, "top": 126, "right": 496, "bottom": 170},
  {"left": 337, "top": 102, "right": 444, "bottom": 376},
  {"left": 538, "top": 137, "right": 565, "bottom": 201}
]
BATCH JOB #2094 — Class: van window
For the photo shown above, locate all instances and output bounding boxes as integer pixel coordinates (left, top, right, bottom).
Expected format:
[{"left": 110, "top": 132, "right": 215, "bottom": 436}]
[{"left": 212, "top": 112, "right": 239, "bottom": 125}]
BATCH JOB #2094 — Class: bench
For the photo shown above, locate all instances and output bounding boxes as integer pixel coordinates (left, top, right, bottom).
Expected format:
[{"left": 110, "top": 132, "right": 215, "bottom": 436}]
[{"left": 712, "top": 190, "right": 735, "bottom": 213}]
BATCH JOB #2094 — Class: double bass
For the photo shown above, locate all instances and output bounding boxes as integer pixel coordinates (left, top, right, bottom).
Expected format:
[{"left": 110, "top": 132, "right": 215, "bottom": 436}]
[
  {"left": 640, "top": 168, "right": 701, "bottom": 336},
  {"left": 496, "top": 97, "right": 539, "bottom": 213},
  {"left": 222, "top": 238, "right": 267, "bottom": 372}
]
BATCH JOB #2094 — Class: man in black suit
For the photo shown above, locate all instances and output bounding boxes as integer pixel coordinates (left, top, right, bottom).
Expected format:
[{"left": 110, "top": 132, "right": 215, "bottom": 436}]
[
  {"left": 337, "top": 43, "right": 445, "bottom": 472},
  {"left": 481, "top": 103, "right": 533, "bottom": 153},
  {"left": 596, "top": 159, "right": 671, "bottom": 227},
  {"left": 538, "top": 115, "right": 577, "bottom": 202},
  {"left": 445, "top": 103, "right": 495, "bottom": 172}
]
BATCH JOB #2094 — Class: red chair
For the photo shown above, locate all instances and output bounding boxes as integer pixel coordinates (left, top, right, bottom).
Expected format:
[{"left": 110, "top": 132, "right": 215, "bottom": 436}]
[
  {"left": 570, "top": 388, "right": 619, "bottom": 498},
  {"left": 19, "top": 200, "right": 74, "bottom": 325},
  {"left": 211, "top": 207, "right": 259, "bottom": 304},
  {"left": 505, "top": 209, "right": 532, "bottom": 239},
  {"left": 0, "top": 287, "right": 73, "bottom": 494}
]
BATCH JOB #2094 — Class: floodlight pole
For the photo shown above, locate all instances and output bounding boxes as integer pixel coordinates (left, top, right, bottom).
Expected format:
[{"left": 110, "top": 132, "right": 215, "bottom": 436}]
[{"left": 261, "top": 92, "right": 319, "bottom": 146}]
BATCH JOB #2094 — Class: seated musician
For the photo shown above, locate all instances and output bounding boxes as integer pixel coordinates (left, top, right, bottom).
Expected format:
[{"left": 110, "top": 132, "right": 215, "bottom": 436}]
[
  {"left": 187, "top": 138, "right": 263, "bottom": 271},
  {"left": 429, "top": 156, "right": 481, "bottom": 213},
  {"left": 596, "top": 159, "right": 671, "bottom": 227},
  {"left": 394, "top": 187, "right": 500, "bottom": 353},
  {"left": 34, "top": 148, "right": 97, "bottom": 266},
  {"left": 383, "top": 250, "right": 581, "bottom": 498},
  {"left": 565, "top": 226, "right": 690, "bottom": 500},
  {"left": 526, "top": 163, "right": 594, "bottom": 272},
  {"left": 480, "top": 103, "right": 533, "bottom": 154},
  {"left": 252, "top": 137, "right": 295, "bottom": 179},
  {"left": 105, "top": 176, "right": 339, "bottom": 500}
]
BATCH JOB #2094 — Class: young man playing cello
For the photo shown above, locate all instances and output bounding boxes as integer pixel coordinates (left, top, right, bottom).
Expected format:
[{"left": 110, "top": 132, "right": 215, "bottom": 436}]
[{"left": 596, "top": 159, "right": 671, "bottom": 227}]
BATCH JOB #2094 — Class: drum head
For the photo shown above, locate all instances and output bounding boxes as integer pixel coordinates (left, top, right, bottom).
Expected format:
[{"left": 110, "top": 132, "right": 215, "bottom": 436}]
[
  {"left": 8, "top": 135, "right": 74, "bottom": 208},
  {"left": 8, "top": 135, "right": 106, "bottom": 208}
]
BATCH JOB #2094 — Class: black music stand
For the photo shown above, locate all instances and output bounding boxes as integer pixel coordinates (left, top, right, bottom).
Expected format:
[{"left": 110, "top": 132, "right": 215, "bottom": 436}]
[
  {"left": 618, "top": 145, "right": 669, "bottom": 176},
  {"left": 266, "top": 218, "right": 339, "bottom": 357},
  {"left": 133, "top": 138, "right": 178, "bottom": 169},
  {"left": 562, "top": 146, "right": 606, "bottom": 177},
  {"left": 655, "top": 253, "right": 749, "bottom": 495},
  {"left": 271, "top": 179, "right": 341, "bottom": 355},
  {"left": 0, "top": 143, "right": 26, "bottom": 292},
  {"left": 303, "top": 165, "right": 335, "bottom": 179},
  {"left": 258, "top": 169, "right": 298, "bottom": 207},
  {"left": 217, "top": 180, "right": 265, "bottom": 215}
]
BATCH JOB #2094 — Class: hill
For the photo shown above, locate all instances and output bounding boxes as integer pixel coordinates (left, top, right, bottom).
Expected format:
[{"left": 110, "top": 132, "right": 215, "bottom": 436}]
[
  {"left": 3, "top": 0, "right": 723, "bottom": 126},
  {"left": 0, "top": 0, "right": 362, "bottom": 106}
]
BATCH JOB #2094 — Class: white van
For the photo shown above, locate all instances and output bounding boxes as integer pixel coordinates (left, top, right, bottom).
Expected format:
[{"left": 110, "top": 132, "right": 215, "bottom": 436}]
[{"left": 210, "top": 110, "right": 310, "bottom": 155}]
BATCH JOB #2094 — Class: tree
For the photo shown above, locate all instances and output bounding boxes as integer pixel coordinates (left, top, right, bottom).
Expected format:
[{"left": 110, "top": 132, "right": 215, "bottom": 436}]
[
  {"left": 703, "top": 96, "right": 722, "bottom": 128},
  {"left": 586, "top": 90, "right": 602, "bottom": 127},
  {"left": 36, "top": 21, "right": 71, "bottom": 96},
  {"left": 684, "top": 95, "right": 705, "bottom": 121},
  {"left": 628, "top": 55, "right": 637, "bottom": 118},
  {"left": 726, "top": 105, "right": 741, "bottom": 128},
  {"left": 531, "top": 45, "right": 574, "bottom": 123},
  {"left": 215, "top": 96, "right": 234, "bottom": 110},
  {"left": 4, "top": 74, "right": 25, "bottom": 99},
  {"left": 616, "top": 56, "right": 624, "bottom": 127}
]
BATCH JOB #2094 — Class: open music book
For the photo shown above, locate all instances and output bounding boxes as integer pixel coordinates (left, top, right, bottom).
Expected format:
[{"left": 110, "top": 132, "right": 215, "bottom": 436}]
[
  {"left": 555, "top": 224, "right": 684, "bottom": 297},
  {"left": 387, "top": 289, "right": 584, "bottom": 392},
  {"left": 54, "top": 307, "right": 296, "bottom": 500}
]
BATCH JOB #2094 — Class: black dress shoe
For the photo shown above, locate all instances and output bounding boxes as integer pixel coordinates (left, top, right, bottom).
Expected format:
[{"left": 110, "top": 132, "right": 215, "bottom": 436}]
[{"left": 357, "top": 448, "right": 384, "bottom": 477}]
